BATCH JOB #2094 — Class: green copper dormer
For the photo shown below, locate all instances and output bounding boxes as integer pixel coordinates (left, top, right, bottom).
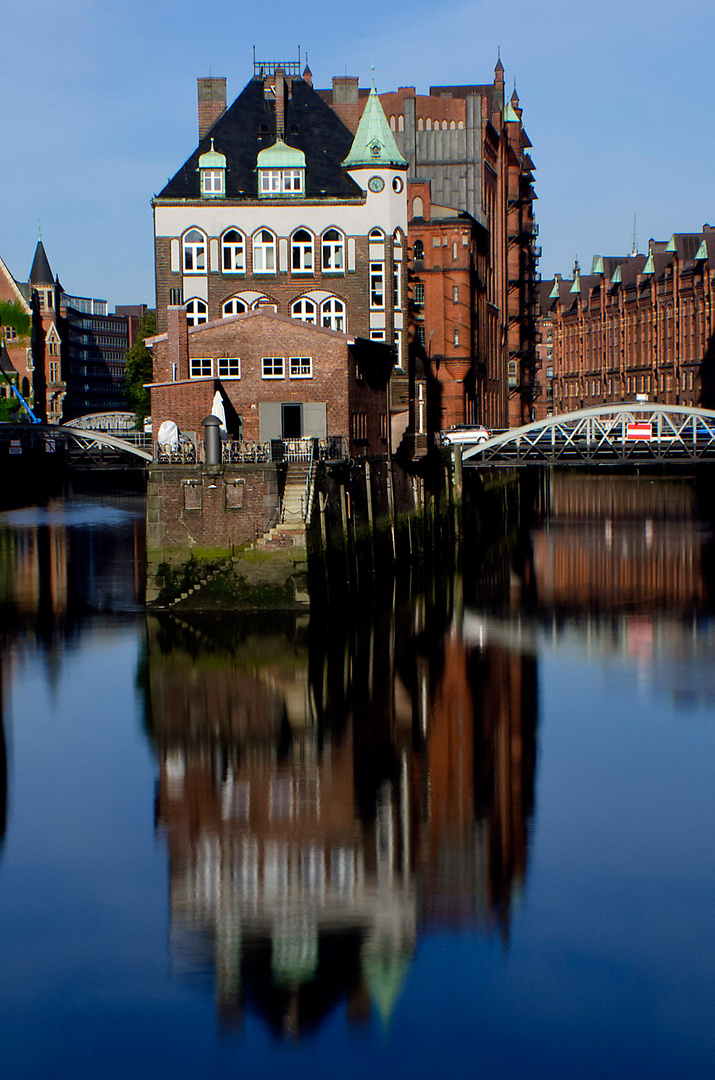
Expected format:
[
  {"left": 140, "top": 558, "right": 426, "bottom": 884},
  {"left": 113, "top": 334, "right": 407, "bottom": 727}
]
[
  {"left": 611, "top": 265, "right": 622, "bottom": 284},
  {"left": 198, "top": 139, "right": 227, "bottom": 197},
  {"left": 549, "top": 280, "right": 560, "bottom": 299},
  {"left": 503, "top": 101, "right": 520, "bottom": 123},
  {"left": 642, "top": 253, "right": 655, "bottom": 275},
  {"left": 342, "top": 83, "right": 406, "bottom": 169},
  {"left": 591, "top": 255, "right": 604, "bottom": 275},
  {"left": 666, "top": 235, "right": 677, "bottom": 254},
  {"left": 257, "top": 137, "right": 306, "bottom": 196},
  {"left": 696, "top": 240, "right": 708, "bottom": 261}
]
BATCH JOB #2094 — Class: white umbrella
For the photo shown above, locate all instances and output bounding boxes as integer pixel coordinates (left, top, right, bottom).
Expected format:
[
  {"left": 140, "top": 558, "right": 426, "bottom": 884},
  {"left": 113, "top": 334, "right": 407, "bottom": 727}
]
[{"left": 211, "top": 390, "right": 226, "bottom": 432}]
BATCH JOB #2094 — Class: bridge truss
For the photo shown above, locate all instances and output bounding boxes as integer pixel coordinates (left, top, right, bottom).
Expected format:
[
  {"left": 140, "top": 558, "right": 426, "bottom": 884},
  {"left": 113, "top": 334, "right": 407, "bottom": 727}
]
[
  {"left": 0, "top": 423, "right": 152, "bottom": 465},
  {"left": 462, "top": 404, "right": 715, "bottom": 467}
]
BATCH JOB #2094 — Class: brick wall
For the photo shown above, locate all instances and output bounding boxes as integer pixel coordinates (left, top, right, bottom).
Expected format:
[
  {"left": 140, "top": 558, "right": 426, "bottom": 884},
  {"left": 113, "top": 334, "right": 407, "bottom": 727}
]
[
  {"left": 147, "top": 463, "right": 280, "bottom": 553},
  {"left": 149, "top": 308, "right": 390, "bottom": 457}
]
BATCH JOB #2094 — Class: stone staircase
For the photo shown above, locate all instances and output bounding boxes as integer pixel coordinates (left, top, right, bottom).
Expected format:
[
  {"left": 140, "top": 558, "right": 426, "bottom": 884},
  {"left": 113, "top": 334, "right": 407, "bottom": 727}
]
[{"left": 259, "top": 462, "right": 310, "bottom": 547}]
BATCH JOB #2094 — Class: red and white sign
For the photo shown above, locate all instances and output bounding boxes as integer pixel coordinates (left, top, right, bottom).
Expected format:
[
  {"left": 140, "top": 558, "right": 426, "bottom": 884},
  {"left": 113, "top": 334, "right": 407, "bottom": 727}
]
[{"left": 626, "top": 422, "right": 652, "bottom": 441}]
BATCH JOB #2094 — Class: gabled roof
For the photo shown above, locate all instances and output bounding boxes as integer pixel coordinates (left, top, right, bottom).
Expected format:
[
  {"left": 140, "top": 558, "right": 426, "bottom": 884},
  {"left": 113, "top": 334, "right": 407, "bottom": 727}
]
[
  {"left": 29, "top": 241, "right": 54, "bottom": 286},
  {"left": 157, "top": 77, "right": 362, "bottom": 201},
  {"left": 342, "top": 84, "right": 406, "bottom": 169}
]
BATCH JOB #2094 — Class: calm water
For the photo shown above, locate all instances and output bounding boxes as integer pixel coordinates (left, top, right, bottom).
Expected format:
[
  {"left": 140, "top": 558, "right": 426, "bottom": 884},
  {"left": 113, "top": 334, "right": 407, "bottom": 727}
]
[{"left": 1, "top": 476, "right": 715, "bottom": 1078}]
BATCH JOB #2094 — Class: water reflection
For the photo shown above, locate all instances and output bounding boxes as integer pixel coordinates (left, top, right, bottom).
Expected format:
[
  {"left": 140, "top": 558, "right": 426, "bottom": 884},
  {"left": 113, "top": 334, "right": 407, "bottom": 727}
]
[
  {"left": 146, "top": 589, "right": 538, "bottom": 1034},
  {"left": 143, "top": 472, "right": 715, "bottom": 1039}
]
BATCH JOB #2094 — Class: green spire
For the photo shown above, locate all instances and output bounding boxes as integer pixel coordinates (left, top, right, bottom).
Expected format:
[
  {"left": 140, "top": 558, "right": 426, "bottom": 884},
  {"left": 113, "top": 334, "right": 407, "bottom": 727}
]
[{"left": 342, "top": 78, "right": 406, "bottom": 169}]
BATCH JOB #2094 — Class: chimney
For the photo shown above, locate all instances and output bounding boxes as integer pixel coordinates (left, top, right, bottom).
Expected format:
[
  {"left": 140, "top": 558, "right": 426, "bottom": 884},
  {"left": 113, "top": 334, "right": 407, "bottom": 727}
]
[
  {"left": 197, "top": 77, "right": 227, "bottom": 140},
  {"left": 331, "top": 75, "right": 360, "bottom": 132},
  {"left": 167, "top": 306, "right": 189, "bottom": 382},
  {"left": 274, "top": 66, "right": 286, "bottom": 139}
]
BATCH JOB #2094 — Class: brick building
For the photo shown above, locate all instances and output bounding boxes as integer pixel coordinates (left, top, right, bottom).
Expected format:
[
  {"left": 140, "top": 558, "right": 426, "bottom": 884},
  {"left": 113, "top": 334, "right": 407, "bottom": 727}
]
[
  {"left": 319, "top": 59, "right": 540, "bottom": 428},
  {"left": 147, "top": 305, "right": 392, "bottom": 460},
  {"left": 1, "top": 239, "right": 141, "bottom": 422},
  {"left": 539, "top": 225, "right": 715, "bottom": 415},
  {"left": 151, "top": 59, "right": 412, "bottom": 442}
]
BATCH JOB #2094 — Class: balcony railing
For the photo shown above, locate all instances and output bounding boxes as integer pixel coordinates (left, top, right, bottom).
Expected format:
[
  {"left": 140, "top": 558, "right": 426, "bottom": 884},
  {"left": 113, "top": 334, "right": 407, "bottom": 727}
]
[{"left": 155, "top": 435, "right": 347, "bottom": 465}]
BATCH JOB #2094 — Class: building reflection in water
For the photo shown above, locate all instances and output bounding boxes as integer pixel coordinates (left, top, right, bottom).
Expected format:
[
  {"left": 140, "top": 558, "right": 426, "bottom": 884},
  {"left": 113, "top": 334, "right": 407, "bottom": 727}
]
[
  {"left": 147, "top": 577, "right": 538, "bottom": 1037},
  {"left": 0, "top": 494, "right": 147, "bottom": 855},
  {"left": 145, "top": 472, "right": 715, "bottom": 1038}
]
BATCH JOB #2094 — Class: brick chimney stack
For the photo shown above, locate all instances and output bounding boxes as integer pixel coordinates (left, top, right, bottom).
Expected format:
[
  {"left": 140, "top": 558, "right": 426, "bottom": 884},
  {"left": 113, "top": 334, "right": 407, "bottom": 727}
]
[
  {"left": 197, "top": 77, "right": 227, "bottom": 140},
  {"left": 167, "top": 306, "right": 189, "bottom": 382},
  {"left": 274, "top": 67, "right": 286, "bottom": 138}
]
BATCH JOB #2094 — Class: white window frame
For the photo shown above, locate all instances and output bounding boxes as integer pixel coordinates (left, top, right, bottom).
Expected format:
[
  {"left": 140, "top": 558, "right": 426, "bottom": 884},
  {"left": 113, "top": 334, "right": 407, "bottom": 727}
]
[
  {"left": 291, "top": 229, "right": 314, "bottom": 273},
  {"left": 190, "top": 356, "right": 213, "bottom": 378},
  {"left": 289, "top": 356, "right": 313, "bottom": 379},
  {"left": 252, "top": 229, "right": 276, "bottom": 273},
  {"left": 262, "top": 356, "right": 284, "bottom": 379},
  {"left": 291, "top": 298, "right": 317, "bottom": 324},
  {"left": 185, "top": 299, "right": 208, "bottom": 326},
  {"left": 217, "top": 357, "right": 241, "bottom": 379},
  {"left": 321, "top": 297, "right": 346, "bottom": 333},
  {"left": 221, "top": 230, "right": 245, "bottom": 273},
  {"left": 370, "top": 263, "right": 385, "bottom": 309},
  {"left": 393, "top": 264, "right": 402, "bottom": 309},
  {"left": 222, "top": 298, "right": 248, "bottom": 317},
  {"left": 201, "top": 168, "right": 224, "bottom": 196},
  {"left": 321, "top": 229, "right": 345, "bottom": 272},
  {"left": 413, "top": 282, "right": 425, "bottom": 306},
  {"left": 183, "top": 229, "right": 206, "bottom": 274},
  {"left": 259, "top": 168, "right": 304, "bottom": 195}
]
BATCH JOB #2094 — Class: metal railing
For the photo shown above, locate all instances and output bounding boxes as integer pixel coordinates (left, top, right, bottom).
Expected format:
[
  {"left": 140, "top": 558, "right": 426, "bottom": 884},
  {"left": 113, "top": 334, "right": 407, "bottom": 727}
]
[{"left": 155, "top": 435, "right": 348, "bottom": 467}]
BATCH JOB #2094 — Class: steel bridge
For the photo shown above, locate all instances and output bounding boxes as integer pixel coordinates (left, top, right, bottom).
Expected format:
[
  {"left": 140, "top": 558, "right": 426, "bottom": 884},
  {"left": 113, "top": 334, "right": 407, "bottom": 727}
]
[
  {"left": 461, "top": 404, "right": 715, "bottom": 467},
  {"left": 0, "top": 423, "right": 152, "bottom": 465}
]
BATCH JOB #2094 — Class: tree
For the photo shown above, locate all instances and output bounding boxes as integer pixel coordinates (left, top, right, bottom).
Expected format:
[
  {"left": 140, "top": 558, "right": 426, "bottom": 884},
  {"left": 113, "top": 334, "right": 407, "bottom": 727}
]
[{"left": 124, "top": 311, "right": 156, "bottom": 425}]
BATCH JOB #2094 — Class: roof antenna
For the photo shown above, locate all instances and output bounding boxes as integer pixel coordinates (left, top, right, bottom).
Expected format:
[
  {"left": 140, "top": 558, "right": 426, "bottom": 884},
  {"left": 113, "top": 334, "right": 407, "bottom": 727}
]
[{"left": 631, "top": 212, "right": 638, "bottom": 257}]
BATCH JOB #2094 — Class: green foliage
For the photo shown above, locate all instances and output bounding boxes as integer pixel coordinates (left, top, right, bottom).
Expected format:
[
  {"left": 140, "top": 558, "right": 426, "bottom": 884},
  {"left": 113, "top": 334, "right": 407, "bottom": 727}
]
[
  {"left": 124, "top": 310, "right": 156, "bottom": 425},
  {"left": 0, "top": 300, "right": 31, "bottom": 340},
  {"left": 0, "top": 396, "right": 21, "bottom": 422}
]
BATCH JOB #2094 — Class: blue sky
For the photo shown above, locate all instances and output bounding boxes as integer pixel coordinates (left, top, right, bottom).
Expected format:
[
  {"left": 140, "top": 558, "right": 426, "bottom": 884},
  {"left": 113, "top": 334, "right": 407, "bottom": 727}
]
[{"left": 1, "top": 0, "right": 713, "bottom": 307}]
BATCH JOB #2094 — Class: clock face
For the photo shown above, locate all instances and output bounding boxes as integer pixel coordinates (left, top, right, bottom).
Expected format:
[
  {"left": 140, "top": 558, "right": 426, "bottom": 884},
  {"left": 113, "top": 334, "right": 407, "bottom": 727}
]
[{"left": 368, "top": 175, "right": 385, "bottom": 193}]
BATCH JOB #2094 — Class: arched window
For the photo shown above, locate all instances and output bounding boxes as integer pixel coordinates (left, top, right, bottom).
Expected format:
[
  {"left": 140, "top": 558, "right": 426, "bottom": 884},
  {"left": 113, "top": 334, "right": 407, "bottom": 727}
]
[
  {"left": 442, "top": 120, "right": 449, "bottom": 131},
  {"left": 185, "top": 298, "right": 208, "bottom": 326},
  {"left": 369, "top": 228, "right": 385, "bottom": 241},
  {"left": 389, "top": 115, "right": 396, "bottom": 131},
  {"left": 457, "top": 121, "right": 464, "bottom": 130},
  {"left": 221, "top": 230, "right": 245, "bottom": 273},
  {"left": 321, "top": 297, "right": 346, "bottom": 333},
  {"left": 413, "top": 238, "right": 424, "bottom": 260},
  {"left": 291, "top": 229, "right": 314, "bottom": 273},
  {"left": 183, "top": 229, "right": 206, "bottom": 273},
  {"left": 417, "top": 118, "right": 424, "bottom": 131},
  {"left": 398, "top": 115, "right": 404, "bottom": 131},
  {"left": 321, "top": 229, "right": 344, "bottom": 272},
  {"left": 412, "top": 198, "right": 424, "bottom": 220},
  {"left": 449, "top": 120, "right": 456, "bottom": 130},
  {"left": 291, "top": 298, "right": 317, "bottom": 324},
  {"left": 222, "top": 298, "right": 248, "bottom": 317},
  {"left": 252, "top": 229, "right": 276, "bottom": 273},
  {"left": 426, "top": 118, "right": 432, "bottom": 131}
]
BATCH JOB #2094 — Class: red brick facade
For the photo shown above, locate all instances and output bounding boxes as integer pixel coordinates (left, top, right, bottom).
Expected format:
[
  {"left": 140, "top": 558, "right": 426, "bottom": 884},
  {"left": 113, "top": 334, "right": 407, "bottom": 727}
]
[
  {"left": 539, "top": 227, "right": 715, "bottom": 414},
  {"left": 147, "top": 307, "right": 390, "bottom": 459}
]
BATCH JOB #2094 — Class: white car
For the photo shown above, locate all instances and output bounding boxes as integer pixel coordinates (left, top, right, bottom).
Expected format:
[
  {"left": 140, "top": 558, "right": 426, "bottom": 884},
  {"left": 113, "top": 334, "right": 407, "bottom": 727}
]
[{"left": 441, "top": 424, "right": 491, "bottom": 446}]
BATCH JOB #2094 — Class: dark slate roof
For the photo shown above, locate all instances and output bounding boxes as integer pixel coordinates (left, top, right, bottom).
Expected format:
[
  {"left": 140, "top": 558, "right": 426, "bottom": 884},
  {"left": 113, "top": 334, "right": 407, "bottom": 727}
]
[
  {"left": 29, "top": 241, "right": 54, "bottom": 286},
  {"left": 157, "top": 77, "right": 363, "bottom": 201}
]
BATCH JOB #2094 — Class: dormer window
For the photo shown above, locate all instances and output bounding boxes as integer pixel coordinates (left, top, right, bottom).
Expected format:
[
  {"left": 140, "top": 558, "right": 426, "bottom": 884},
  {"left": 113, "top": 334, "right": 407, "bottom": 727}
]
[
  {"left": 198, "top": 139, "right": 226, "bottom": 199},
  {"left": 256, "top": 138, "right": 306, "bottom": 198}
]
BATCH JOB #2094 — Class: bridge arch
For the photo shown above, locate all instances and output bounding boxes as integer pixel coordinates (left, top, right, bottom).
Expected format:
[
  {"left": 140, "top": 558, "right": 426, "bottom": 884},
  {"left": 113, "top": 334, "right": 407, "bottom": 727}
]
[{"left": 461, "top": 403, "right": 715, "bottom": 467}]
